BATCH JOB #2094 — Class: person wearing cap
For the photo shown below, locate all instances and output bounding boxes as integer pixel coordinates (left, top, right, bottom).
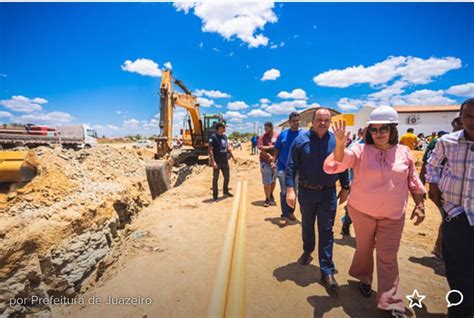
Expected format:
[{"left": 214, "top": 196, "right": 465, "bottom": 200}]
[
  {"left": 426, "top": 98, "right": 474, "bottom": 318},
  {"left": 323, "top": 106, "right": 426, "bottom": 318},
  {"left": 258, "top": 122, "right": 279, "bottom": 207},
  {"left": 286, "top": 108, "right": 350, "bottom": 290}
]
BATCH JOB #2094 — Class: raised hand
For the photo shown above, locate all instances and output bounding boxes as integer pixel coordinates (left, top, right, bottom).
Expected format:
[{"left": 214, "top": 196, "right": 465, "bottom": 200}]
[{"left": 332, "top": 120, "right": 350, "bottom": 144}]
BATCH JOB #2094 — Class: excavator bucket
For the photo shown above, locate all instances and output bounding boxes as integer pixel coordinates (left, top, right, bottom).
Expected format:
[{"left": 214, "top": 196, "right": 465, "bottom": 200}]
[
  {"left": 146, "top": 159, "right": 172, "bottom": 199},
  {"left": 0, "top": 151, "right": 38, "bottom": 183}
]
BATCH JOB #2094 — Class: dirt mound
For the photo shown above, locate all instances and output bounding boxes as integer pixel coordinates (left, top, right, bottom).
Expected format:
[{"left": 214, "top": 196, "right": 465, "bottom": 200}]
[{"left": 0, "top": 145, "right": 203, "bottom": 316}]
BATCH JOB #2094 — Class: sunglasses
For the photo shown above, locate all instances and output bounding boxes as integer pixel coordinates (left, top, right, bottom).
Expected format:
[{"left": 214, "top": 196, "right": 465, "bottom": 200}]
[{"left": 368, "top": 125, "right": 390, "bottom": 135}]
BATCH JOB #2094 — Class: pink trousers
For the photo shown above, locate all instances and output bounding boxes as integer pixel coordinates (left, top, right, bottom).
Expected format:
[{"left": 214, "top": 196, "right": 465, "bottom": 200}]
[{"left": 348, "top": 206, "right": 405, "bottom": 311}]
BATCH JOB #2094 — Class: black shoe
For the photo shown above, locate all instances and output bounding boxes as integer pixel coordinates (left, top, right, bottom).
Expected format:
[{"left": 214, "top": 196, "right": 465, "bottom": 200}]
[
  {"left": 213, "top": 197, "right": 219, "bottom": 202},
  {"left": 358, "top": 282, "right": 372, "bottom": 297},
  {"left": 270, "top": 194, "right": 276, "bottom": 203},
  {"left": 298, "top": 252, "right": 312, "bottom": 265},
  {"left": 391, "top": 310, "right": 406, "bottom": 318},
  {"left": 224, "top": 192, "right": 233, "bottom": 197},
  {"left": 263, "top": 199, "right": 270, "bottom": 207},
  {"left": 321, "top": 274, "right": 339, "bottom": 290},
  {"left": 341, "top": 224, "right": 350, "bottom": 236}
]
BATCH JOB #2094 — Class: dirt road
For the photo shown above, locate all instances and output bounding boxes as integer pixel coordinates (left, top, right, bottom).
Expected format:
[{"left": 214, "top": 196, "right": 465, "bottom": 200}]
[{"left": 54, "top": 147, "right": 449, "bottom": 318}]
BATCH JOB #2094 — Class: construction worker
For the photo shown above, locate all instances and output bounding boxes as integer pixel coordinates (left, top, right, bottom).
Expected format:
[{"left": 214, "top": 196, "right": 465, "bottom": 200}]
[
  {"left": 273, "top": 112, "right": 305, "bottom": 226},
  {"left": 208, "top": 122, "right": 236, "bottom": 202},
  {"left": 399, "top": 128, "right": 418, "bottom": 150},
  {"left": 324, "top": 106, "right": 426, "bottom": 318},
  {"left": 426, "top": 98, "right": 474, "bottom": 318},
  {"left": 286, "top": 108, "right": 350, "bottom": 289},
  {"left": 258, "top": 122, "right": 278, "bottom": 207}
]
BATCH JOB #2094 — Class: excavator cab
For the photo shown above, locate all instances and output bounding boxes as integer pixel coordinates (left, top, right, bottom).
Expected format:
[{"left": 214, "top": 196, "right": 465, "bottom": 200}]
[{"left": 203, "top": 114, "right": 225, "bottom": 145}]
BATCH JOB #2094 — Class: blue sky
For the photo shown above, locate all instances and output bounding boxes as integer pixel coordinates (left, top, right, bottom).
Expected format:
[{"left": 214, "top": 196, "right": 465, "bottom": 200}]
[{"left": 1, "top": 2, "right": 473, "bottom": 136}]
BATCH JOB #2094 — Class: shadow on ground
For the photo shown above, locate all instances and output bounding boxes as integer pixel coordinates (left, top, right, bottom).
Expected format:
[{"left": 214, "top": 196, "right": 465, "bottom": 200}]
[
  {"left": 408, "top": 256, "right": 445, "bottom": 277},
  {"left": 334, "top": 236, "right": 356, "bottom": 249},
  {"left": 265, "top": 217, "right": 300, "bottom": 227},
  {"left": 273, "top": 262, "right": 321, "bottom": 287}
]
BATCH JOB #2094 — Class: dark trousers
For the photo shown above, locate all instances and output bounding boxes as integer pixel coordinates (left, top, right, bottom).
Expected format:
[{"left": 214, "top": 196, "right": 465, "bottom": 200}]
[
  {"left": 276, "top": 169, "right": 295, "bottom": 218},
  {"left": 212, "top": 162, "right": 230, "bottom": 199},
  {"left": 442, "top": 213, "right": 474, "bottom": 318},
  {"left": 298, "top": 186, "right": 337, "bottom": 275}
]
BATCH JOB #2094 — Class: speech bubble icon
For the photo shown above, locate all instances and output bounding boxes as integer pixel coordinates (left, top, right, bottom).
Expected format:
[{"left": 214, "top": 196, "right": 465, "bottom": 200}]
[{"left": 446, "top": 290, "right": 463, "bottom": 308}]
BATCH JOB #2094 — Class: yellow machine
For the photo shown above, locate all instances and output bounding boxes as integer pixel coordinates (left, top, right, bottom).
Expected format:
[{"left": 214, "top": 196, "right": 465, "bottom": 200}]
[
  {"left": 156, "top": 70, "right": 225, "bottom": 164},
  {"left": 0, "top": 151, "right": 38, "bottom": 183},
  {"left": 146, "top": 70, "right": 225, "bottom": 198}
]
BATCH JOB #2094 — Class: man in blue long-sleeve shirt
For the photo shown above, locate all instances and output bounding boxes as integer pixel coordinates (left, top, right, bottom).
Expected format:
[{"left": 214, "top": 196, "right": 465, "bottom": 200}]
[{"left": 286, "top": 108, "right": 350, "bottom": 289}]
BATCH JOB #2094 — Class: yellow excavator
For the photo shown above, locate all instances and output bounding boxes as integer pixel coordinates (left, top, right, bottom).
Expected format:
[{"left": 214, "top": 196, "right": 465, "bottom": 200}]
[{"left": 146, "top": 70, "right": 225, "bottom": 198}]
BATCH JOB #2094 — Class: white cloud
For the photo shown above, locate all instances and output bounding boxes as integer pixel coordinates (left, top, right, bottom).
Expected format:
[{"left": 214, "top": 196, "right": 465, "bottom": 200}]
[
  {"left": 398, "top": 57, "right": 462, "bottom": 85},
  {"left": 16, "top": 111, "right": 74, "bottom": 124},
  {"left": 197, "top": 97, "right": 214, "bottom": 107},
  {"left": 264, "top": 100, "right": 316, "bottom": 115},
  {"left": 270, "top": 44, "right": 278, "bottom": 49},
  {"left": 277, "top": 88, "right": 307, "bottom": 100},
  {"left": 0, "top": 95, "right": 48, "bottom": 113},
  {"left": 260, "top": 98, "right": 270, "bottom": 104},
  {"left": 337, "top": 98, "right": 365, "bottom": 111},
  {"left": 447, "top": 82, "right": 474, "bottom": 98},
  {"left": 225, "top": 111, "right": 247, "bottom": 120},
  {"left": 390, "top": 89, "right": 456, "bottom": 106},
  {"left": 227, "top": 101, "right": 249, "bottom": 111},
  {"left": 121, "top": 58, "right": 162, "bottom": 77},
  {"left": 0, "top": 111, "right": 13, "bottom": 118},
  {"left": 313, "top": 56, "right": 461, "bottom": 88},
  {"left": 247, "top": 109, "right": 271, "bottom": 117},
  {"left": 194, "top": 89, "right": 231, "bottom": 98},
  {"left": 338, "top": 88, "right": 457, "bottom": 112},
  {"left": 0, "top": 73, "right": 7, "bottom": 77},
  {"left": 174, "top": 2, "right": 277, "bottom": 48},
  {"left": 199, "top": 42, "right": 204, "bottom": 48},
  {"left": 123, "top": 118, "right": 140, "bottom": 128},
  {"left": 226, "top": 121, "right": 254, "bottom": 134},
  {"left": 164, "top": 62, "right": 173, "bottom": 70},
  {"left": 367, "top": 81, "right": 408, "bottom": 101},
  {"left": 261, "top": 68, "right": 280, "bottom": 81}
]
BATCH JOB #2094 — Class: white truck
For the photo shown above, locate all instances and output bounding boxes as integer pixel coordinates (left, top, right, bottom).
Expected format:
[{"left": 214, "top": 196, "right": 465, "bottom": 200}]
[
  {"left": 0, "top": 124, "right": 97, "bottom": 149},
  {"left": 56, "top": 125, "right": 97, "bottom": 149}
]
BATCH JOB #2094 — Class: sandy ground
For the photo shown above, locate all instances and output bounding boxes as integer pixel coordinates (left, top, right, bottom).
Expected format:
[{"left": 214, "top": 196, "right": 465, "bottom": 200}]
[{"left": 53, "top": 146, "right": 449, "bottom": 318}]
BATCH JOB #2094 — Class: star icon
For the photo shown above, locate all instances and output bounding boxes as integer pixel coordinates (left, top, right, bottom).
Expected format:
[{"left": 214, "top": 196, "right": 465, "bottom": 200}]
[{"left": 406, "top": 289, "right": 426, "bottom": 308}]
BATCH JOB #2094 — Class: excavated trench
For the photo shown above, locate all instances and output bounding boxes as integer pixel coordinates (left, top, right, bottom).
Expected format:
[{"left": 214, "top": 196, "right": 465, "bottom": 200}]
[{"left": 0, "top": 146, "right": 204, "bottom": 317}]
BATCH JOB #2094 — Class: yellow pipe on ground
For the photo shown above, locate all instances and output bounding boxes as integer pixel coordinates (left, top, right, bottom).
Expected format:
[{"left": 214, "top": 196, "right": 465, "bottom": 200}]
[
  {"left": 225, "top": 180, "right": 248, "bottom": 317},
  {"left": 0, "top": 151, "right": 38, "bottom": 183},
  {"left": 208, "top": 181, "right": 243, "bottom": 318}
]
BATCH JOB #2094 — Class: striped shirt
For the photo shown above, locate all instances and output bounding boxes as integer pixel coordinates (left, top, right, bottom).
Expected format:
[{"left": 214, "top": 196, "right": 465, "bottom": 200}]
[{"left": 425, "top": 130, "right": 474, "bottom": 226}]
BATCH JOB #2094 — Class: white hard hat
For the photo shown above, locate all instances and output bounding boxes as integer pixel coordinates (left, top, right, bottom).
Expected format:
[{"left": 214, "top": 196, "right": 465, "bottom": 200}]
[{"left": 367, "top": 106, "right": 399, "bottom": 124}]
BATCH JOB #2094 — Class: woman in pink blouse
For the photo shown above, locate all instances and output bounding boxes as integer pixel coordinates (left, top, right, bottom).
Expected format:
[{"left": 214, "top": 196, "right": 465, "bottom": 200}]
[{"left": 323, "top": 106, "right": 426, "bottom": 318}]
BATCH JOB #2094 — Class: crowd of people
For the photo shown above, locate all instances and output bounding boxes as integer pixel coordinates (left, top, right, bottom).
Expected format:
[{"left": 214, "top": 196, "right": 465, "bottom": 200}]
[{"left": 206, "top": 99, "right": 474, "bottom": 318}]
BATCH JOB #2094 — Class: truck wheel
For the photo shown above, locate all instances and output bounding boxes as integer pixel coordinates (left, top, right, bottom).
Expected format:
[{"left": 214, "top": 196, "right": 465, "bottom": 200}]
[{"left": 84, "top": 144, "right": 91, "bottom": 149}]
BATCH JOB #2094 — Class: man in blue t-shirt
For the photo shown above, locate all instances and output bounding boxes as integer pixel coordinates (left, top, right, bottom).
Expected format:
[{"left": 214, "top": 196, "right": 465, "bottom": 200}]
[
  {"left": 273, "top": 112, "right": 306, "bottom": 226},
  {"left": 250, "top": 135, "right": 258, "bottom": 155},
  {"left": 208, "top": 122, "right": 236, "bottom": 202}
]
